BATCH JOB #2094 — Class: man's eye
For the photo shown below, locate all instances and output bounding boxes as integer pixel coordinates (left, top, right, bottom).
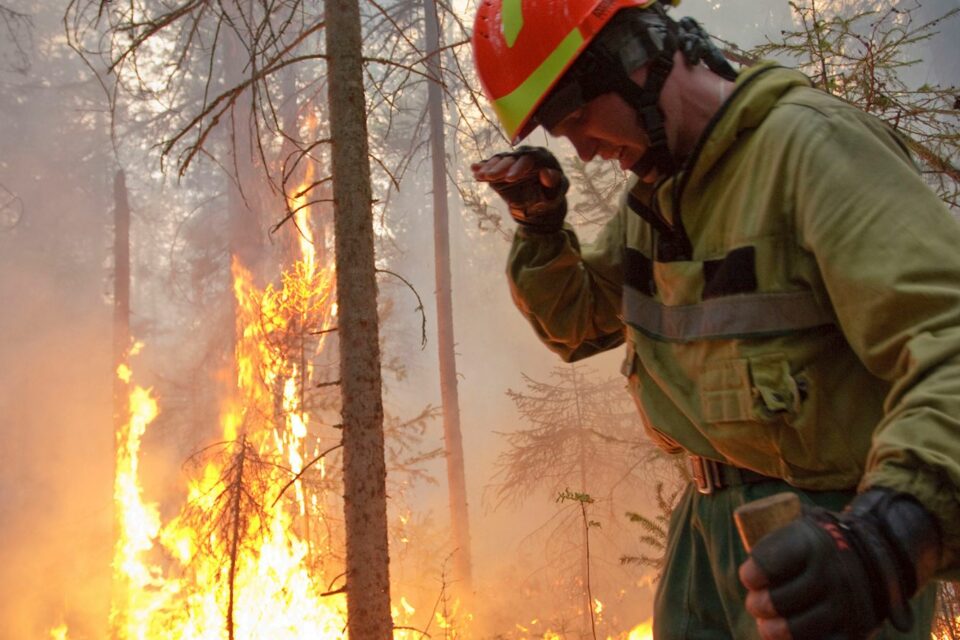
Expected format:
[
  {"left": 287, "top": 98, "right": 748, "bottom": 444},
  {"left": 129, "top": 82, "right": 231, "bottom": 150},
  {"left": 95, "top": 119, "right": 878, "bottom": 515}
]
[{"left": 550, "top": 108, "right": 584, "bottom": 135}]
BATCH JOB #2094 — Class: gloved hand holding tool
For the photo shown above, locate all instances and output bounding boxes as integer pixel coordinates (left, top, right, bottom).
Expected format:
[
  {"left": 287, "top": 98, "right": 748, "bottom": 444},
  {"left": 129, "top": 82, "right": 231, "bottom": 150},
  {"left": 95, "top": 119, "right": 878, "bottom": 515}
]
[
  {"left": 471, "top": 146, "right": 569, "bottom": 233},
  {"left": 737, "top": 489, "right": 942, "bottom": 640}
]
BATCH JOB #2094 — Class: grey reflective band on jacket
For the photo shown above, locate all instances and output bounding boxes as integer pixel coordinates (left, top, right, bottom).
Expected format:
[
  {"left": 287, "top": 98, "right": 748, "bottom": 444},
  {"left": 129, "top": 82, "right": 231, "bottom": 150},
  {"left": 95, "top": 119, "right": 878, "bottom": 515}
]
[{"left": 623, "top": 286, "right": 836, "bottom": 341}]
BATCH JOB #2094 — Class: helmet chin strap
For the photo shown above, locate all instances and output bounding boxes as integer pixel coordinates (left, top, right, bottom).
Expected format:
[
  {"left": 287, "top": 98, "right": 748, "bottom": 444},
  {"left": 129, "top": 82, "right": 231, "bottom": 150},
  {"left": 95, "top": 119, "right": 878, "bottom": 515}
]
[
  {"left": 613, "top": 11, "right": 738, "bottom": 178},
  {"left": 624, "top": 46, "right": 678, "bottom": 178},
  {"left": 595, "top": 6, "right": 681, "bottom": 178}
]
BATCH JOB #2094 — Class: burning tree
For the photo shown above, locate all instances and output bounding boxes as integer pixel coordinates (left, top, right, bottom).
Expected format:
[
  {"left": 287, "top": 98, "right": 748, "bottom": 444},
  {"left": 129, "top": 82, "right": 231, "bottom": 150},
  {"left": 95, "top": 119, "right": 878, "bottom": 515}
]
[
  {"left": 936, "top": 582, "right": 960, "bottom": 640},
  {"left": 109, "top": 212, "right": 350, "bottom": 639}
]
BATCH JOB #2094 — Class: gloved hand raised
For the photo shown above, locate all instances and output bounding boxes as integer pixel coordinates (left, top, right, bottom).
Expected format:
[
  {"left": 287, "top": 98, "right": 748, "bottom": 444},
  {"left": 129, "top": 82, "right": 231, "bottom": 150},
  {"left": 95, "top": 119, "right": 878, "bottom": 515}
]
[
  {"left": 471, "top": 146, "right": 569, "bottom": 233},
  {"left": 739, "top": 488, "right": 942, "bottom": 640}
]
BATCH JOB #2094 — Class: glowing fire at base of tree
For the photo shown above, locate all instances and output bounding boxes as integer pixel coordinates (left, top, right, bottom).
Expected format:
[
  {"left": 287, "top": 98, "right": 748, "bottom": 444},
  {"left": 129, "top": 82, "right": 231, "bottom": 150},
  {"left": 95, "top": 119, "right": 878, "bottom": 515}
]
[{"left": 626, "top": 619, "right": 654, "bottom": 640}]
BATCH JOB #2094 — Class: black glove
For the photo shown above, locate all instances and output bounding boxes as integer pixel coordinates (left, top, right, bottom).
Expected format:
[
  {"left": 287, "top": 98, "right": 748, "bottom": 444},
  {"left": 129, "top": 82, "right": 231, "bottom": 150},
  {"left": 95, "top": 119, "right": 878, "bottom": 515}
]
[
  {"left": 483, "top": 146, "right": 569, "bottom": 233},
  {"left": 747, "top": 488, "right": 942, "bottom": 639}
]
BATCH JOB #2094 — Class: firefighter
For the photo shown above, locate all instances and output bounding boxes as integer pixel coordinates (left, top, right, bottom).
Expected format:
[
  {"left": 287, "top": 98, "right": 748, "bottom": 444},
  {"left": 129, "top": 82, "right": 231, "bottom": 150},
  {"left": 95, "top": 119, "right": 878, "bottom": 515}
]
[{"left": 470, "top": 0, "right": 959, "bottom": 638}]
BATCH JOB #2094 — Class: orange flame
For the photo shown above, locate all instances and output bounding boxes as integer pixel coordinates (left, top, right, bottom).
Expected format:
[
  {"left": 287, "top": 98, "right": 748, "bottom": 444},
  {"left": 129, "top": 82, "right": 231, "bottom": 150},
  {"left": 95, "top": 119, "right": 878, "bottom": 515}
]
[
  {"left": 625, "top": 618, "right": 654, "bottom": 640},
  {"left": 107, "top": 162, "right": 349, "bottom": 637},
  {"left": 104, "top": 163, "right": 473, "bottom": 638}
]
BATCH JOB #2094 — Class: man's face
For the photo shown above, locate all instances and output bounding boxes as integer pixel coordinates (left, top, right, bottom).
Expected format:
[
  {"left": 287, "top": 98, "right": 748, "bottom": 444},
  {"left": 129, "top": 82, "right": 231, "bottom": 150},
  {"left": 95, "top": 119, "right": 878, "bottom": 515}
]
[{"left": 546, "top": 89, "right": 661, "bottom": 183}]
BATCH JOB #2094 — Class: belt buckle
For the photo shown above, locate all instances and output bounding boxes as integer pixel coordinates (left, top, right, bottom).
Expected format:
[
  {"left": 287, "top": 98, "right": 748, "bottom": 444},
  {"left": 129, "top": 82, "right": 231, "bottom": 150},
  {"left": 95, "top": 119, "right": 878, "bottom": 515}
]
[{"left": 691, "top": 455, "right": 725, "bottom": 495}]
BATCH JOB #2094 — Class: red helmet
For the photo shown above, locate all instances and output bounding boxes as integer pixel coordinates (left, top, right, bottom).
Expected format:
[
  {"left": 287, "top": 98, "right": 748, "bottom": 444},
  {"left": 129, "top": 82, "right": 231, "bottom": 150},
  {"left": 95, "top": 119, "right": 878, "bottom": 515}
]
[{"left": 472, "top": 0, "right": 676, "bottom": 143}]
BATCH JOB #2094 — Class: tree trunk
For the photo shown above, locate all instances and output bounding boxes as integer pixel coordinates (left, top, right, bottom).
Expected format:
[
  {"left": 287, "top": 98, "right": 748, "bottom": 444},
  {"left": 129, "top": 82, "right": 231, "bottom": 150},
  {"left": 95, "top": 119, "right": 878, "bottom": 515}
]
[
  {"left": 325, "top": 0, "right": 394, "bottom": 636},
  {"left": 423, "top": 0, "right": 473, "bottom": 592},
  {"left": 224, "top": 22, "right": 265, "bottom": 278},
  {"left": 110, "top": 168, "right": 131, "bottom": 640},
  {"left": 112, "top": 169, "right": 131, "bottom": 430},
  {"left": 572, "top": 365, "right": 593, "bottom": 636}
]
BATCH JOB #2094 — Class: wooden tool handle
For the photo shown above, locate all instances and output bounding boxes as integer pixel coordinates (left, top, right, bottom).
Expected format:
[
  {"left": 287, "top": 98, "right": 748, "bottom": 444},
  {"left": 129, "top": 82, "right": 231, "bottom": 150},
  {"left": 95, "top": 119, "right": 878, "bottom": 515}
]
[{"left": 734, "top": 491, "right": 802, "bottom": 551}]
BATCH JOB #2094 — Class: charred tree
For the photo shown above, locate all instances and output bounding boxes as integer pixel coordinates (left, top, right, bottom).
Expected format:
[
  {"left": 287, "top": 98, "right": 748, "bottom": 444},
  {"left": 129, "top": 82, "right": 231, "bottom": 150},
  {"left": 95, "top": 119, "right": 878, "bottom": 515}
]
[
  {"left": 423, "top": 0, "right": 473, "bottom": 594},
  {"left": 223, "top": 23, "right": 266, "bottom": 281},
  {"left": 224, "top": 436, "right": 248, "bottom": 640},
  {"left": 326, "top": 0, "right": 393, "bottom": 635}
]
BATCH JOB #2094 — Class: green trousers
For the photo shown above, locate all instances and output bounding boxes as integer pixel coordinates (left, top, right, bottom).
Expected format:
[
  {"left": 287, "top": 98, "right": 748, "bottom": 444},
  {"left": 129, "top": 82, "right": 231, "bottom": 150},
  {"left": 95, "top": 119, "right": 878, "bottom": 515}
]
[{"left": 653, "top": 480, "right": 937, "bottom": 639}]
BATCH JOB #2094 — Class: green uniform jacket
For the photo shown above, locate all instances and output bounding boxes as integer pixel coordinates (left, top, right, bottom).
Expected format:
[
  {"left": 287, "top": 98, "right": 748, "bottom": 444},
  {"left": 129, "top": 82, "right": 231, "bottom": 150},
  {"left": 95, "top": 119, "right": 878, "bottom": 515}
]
[{"left": 507, "top": 62, "right": 960, "bottom": 571}]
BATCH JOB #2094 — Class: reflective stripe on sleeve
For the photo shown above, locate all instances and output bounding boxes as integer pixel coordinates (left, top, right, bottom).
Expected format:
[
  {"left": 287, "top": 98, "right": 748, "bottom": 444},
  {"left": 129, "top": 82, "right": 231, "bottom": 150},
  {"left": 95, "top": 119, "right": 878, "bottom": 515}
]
[{"left": 623, "top": 287, "right": 835, "bottom": 341}]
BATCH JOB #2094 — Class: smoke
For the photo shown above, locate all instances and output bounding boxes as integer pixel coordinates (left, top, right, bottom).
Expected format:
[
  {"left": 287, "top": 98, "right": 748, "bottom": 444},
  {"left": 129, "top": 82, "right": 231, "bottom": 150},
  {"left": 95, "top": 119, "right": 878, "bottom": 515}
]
[
  {"left": 2, "top": 0, "right": 955, "bottom": 637},
  {"left": 0, "top": 258, "right": 114, "bottom": 638}
]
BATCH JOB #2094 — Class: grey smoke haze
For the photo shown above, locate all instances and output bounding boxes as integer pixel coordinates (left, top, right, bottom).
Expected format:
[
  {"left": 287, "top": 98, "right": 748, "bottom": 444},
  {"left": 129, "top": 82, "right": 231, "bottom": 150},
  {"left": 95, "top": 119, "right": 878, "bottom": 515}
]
[{"left": 0, "top": 0, "right": 956, "bottom": 637}]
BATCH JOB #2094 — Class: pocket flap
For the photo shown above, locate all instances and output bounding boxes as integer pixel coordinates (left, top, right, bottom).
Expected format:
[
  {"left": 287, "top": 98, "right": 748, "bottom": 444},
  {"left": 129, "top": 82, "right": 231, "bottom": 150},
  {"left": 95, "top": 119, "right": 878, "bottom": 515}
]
[{"left": 701, "top": 354, "right": 799, "bottom": 422}]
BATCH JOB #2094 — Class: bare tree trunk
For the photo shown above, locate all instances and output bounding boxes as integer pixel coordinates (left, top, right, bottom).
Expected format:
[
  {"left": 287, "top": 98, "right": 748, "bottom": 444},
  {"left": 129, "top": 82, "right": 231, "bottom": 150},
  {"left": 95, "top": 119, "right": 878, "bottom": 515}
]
[
  {"left": 112, "top": 169, "right": 131, "bottom": 392},
  {"left": 225, "top": 436, "right": 247, "bottom": 640},
  {"left": 326, "top": 0, "right": 393, "bottom": 636},
  {"left": 110, "top": 168, "right": 131, "bottom": 640},
  {"left": 423, "top": 0, "right": 473, "bottom": 593},
  {"left": 224, "top": 24, "right": 265, "bottom": 278},
  {"left": 571, "top": 365, "right": 593, "bottom": 636}
]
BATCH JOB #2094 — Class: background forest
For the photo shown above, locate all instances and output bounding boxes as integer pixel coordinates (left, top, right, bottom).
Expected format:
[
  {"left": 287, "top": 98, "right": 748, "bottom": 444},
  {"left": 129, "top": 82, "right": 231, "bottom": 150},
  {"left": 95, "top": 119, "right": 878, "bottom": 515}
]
[{"left": 0, "top": 0, "right": 957, "bottom": 639}]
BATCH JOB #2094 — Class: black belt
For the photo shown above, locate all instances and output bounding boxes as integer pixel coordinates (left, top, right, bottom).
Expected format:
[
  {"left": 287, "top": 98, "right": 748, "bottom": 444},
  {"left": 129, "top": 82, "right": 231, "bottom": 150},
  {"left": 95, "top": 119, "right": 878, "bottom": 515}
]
[{"left": 689, "top": 455, "right": 778, "bottom": 495}]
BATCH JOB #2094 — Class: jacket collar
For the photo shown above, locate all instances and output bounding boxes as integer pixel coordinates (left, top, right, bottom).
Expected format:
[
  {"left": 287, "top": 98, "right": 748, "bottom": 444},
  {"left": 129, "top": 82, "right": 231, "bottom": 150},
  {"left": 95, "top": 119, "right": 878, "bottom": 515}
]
[{"left": 682, "top": 61, "right": 812, "bottom": 189}]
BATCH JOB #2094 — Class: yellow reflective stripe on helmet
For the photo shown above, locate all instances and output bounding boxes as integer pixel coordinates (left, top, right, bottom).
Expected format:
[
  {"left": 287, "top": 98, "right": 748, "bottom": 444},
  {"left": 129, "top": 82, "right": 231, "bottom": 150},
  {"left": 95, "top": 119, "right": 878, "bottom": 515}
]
[
  {"left": 492, "top": 27, "right": 584, "bottom": 140},
  {"left": 501, "top": 0, "right": 523, "bottom": 47}
]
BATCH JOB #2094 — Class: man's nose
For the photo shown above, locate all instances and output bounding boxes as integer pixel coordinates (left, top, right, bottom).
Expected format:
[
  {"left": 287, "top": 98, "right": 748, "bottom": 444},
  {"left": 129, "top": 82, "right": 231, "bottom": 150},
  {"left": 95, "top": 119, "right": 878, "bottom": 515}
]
[{"left": 569, "top": 136, "right": 596, "bottom": 163}]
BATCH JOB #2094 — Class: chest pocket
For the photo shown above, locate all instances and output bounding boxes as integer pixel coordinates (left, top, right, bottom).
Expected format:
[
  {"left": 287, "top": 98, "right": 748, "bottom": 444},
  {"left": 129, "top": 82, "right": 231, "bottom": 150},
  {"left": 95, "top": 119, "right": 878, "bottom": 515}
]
[{"left": 701, "top": 354, "right": 803, "bottom": 423}]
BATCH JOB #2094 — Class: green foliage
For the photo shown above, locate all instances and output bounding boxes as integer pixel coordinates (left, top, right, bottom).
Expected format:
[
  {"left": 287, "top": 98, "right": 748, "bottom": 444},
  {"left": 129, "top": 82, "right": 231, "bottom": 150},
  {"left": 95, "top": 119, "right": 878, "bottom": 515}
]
[
  {"left": 620, "top": 455, "right": 687, "bottom": 576},
  {"left": 556, "top": 488, "right": 596, "bottom": 505}
]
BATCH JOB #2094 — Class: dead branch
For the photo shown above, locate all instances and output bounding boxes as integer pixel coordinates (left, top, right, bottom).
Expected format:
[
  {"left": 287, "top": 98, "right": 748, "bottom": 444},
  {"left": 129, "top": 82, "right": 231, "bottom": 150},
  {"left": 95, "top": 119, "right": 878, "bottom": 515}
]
[
  {"left": 271, "top": 443, "right": 344, "bottom": 508},
  {"left": 0, "top": 182, "right": 24, "bottom": 231},
  {"left": 0, "top": 3, "right": 34, "bottom": 73},
  {"left": 376, "top": 268, "right": 427, "bottom": 348}
]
